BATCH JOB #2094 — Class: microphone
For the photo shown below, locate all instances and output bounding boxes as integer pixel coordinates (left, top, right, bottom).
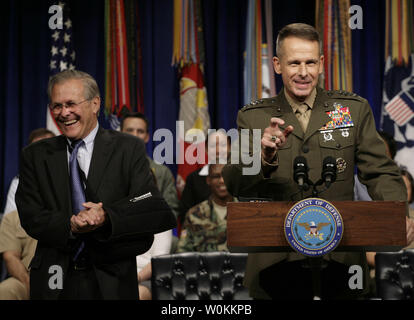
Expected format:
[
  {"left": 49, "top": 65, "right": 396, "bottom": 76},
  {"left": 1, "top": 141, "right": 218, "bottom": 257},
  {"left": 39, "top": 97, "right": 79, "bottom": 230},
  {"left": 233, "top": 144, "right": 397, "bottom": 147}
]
[
  {"left": 293, "top": 156, "right": 309, "bottom": 190},
  {"left": 321, "top": 156, "right": 337, "bottom": 188}
]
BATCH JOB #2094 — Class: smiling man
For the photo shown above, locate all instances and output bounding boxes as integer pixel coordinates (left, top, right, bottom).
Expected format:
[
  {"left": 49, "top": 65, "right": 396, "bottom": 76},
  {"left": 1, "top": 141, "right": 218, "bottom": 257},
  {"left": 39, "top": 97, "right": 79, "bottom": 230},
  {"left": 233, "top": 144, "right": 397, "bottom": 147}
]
[
  {"left": 222, "top": 23, "right": 414, "bottom": 300},
  {"left": 15, "top": 70, "right": 176, "bottom": 300}
]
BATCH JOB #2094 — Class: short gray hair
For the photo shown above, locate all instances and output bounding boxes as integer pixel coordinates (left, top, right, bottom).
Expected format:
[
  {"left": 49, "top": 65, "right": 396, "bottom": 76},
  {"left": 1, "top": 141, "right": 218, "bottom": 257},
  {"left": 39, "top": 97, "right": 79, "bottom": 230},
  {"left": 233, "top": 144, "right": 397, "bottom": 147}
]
[
  {"left": 47, "top": 69, "right": 100, "bottom": 102},
  {"left": 276, "top": 23, "right": 322, "bottom": 58}
]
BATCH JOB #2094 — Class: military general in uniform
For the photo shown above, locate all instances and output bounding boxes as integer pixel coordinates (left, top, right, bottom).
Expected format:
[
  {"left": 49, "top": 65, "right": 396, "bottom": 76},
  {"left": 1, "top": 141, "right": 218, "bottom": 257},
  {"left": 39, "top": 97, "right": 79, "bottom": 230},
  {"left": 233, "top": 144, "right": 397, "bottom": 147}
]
[{"left": 223, "top": 23, "right": 414, "bottom": 299}]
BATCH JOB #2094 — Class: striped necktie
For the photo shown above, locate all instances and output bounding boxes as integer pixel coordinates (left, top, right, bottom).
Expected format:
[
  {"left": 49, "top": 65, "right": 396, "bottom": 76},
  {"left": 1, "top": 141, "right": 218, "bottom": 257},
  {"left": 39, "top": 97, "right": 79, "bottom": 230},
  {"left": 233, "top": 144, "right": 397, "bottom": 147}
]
[
  {"left": 69, "top": 140, "right": 86, "bottom": 215},
  {"left": 69, "top": 140, "right": 85, "bottom": 261}
]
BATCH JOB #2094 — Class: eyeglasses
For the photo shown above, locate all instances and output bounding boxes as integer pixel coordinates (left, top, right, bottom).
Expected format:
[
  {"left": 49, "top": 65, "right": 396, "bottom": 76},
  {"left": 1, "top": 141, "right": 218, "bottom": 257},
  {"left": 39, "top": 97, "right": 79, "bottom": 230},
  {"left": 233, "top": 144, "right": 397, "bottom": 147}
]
[{"left": 49, "top": 99, "right": 91, "bottom": 114}]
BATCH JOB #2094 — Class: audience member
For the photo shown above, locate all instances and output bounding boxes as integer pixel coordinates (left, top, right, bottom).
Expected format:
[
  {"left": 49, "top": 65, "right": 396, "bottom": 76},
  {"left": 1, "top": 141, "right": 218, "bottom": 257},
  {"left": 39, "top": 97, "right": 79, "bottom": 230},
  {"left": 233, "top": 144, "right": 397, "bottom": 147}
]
[
  {"left": 121, "top": 112, "right": 179, "bottom": 219},
  {"left": 3, "top": 128, "right": 55, "bottom": 216},
  {"left": 354, "top": 131, "right": 397, "bottom": 201},
  {"left": 222, "top": 23, "right": 413, "bottom": 299},
  {"left": 120, "top": 112, "right": 176, "bottom": 300},
  {"left": 135, "top": 231, "right": 172, "bottom": 300},
  {"left": 16, "top": 70, "right": 175, "bottom": 300},
  {"left": 177, "top": 164, "right": 235, "bottom": 252}
]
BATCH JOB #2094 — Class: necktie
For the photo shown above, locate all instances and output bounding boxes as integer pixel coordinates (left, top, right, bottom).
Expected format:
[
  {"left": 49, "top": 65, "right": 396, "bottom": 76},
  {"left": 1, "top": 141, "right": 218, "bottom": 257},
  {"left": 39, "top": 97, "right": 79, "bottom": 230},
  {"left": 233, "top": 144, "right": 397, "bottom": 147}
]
[
  {"left": 296, "top": 104, "right": 310, "bottom": 132},
  {"left": 69, "top": 140, "right": 85, "bottom": 260},
  {"left": 70, "top": 140, "right": 86, "bottom": 215}
]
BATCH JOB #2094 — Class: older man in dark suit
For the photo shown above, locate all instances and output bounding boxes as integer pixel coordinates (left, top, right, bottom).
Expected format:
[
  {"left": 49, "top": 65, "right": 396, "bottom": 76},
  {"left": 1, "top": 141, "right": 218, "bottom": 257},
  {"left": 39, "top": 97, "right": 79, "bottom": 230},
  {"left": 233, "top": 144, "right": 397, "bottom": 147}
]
[
  {"left": 16, "top": 70, "right": 176, "bottom": 300},
  {"left": 223, "top": 23, "right": 414, "bottom": 300}
]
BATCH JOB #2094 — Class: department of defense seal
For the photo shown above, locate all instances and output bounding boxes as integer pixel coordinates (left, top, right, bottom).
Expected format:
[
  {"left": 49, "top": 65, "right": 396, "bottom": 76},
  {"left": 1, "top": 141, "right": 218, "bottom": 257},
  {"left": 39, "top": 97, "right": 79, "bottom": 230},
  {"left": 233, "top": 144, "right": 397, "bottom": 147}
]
[{"left": 284, "top": 198, "right": 344, "bottom": 257}]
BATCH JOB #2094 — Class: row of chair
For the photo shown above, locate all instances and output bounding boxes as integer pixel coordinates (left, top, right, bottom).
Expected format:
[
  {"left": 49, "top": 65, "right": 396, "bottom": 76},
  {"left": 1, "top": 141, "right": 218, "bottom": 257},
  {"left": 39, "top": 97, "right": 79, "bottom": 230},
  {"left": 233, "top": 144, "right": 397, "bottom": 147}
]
[{"left": 150, "top": 250, "right": 414, "bottom": 300}]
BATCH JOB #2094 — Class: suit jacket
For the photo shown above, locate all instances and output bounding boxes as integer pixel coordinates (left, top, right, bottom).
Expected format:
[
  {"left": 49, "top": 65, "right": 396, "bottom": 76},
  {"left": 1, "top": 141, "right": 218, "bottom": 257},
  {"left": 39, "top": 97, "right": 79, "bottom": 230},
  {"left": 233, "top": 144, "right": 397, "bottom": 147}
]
[
  {"left": 222, "top": 87, "right": 407, "bottom": 299},
  {"left": 178, "top": 166, "right": 210, "bottom": 223},
  {"left": 16, "top": 127, "right": 176, "bottom": 299}
]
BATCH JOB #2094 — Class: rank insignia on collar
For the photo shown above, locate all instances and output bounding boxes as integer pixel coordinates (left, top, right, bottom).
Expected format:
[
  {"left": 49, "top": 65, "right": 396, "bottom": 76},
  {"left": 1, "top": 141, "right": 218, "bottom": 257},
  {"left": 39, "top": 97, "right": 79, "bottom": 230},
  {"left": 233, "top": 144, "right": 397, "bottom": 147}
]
[
  {"left": 336, "top": 157, "right": 347, "bottom": 173},
  {"left": 320, "top": 130, "right": 334, "bottom": 142},
  {"left": 340, "top": 128, "right": 350, "bottom": 138},
  {"left": 284, "top": 198, "right": 344, "bottom": 257},
  {"left": 320, "top": 103, "right": 354, "bottom": 131}
]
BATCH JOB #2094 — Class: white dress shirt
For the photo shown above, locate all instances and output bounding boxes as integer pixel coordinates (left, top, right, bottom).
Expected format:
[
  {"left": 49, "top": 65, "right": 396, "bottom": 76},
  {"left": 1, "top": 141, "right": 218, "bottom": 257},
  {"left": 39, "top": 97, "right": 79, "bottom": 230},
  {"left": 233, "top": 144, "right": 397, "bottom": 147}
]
[{"left": 66, "top": 123, "right": 99, "bottom": 179}]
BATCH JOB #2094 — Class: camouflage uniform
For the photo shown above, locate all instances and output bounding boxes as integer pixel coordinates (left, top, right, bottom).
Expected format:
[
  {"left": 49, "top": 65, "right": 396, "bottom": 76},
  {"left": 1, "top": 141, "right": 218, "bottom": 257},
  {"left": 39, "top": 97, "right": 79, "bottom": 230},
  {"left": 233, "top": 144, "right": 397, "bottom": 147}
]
[
  {"left": 148, "top": 157, "right": 180, "bottom": 219},
  {"left": 176, "top": 198, "right": 232, "bottom": 252}
]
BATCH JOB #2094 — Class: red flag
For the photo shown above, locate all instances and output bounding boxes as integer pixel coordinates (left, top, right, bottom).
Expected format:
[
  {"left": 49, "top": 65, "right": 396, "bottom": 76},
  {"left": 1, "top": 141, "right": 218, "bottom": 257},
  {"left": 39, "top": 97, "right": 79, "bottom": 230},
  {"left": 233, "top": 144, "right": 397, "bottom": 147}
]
[{"left": 176, "top": 63, "right": 210, "bottom": 196}]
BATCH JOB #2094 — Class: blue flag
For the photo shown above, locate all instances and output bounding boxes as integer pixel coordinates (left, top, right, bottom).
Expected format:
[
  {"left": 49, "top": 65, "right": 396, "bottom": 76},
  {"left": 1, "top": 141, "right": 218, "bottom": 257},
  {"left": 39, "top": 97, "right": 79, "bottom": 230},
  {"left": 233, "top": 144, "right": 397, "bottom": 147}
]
[
  {"left": 46, "top": 1, "right": 76, "bottom": 135},
  {"left": 381, "top": 54, "right": 414, "bottom": 199}
]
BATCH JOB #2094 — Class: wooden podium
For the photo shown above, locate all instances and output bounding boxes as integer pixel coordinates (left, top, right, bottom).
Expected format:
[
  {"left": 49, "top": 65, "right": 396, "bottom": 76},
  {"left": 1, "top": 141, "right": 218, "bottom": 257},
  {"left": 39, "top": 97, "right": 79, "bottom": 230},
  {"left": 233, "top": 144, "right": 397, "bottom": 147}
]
[{"left": 227, "top": 201, "right": 408, "bottom": 253}]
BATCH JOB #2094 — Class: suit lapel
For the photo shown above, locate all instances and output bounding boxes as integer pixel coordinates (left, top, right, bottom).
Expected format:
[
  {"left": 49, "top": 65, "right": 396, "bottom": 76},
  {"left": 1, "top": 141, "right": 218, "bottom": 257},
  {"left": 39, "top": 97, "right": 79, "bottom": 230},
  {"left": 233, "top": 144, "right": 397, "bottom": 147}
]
[
  {"left": 45, "top": 136, "right": 71, "bottom": 215},
  {"left": 87, "top": 128, "right": 116, "bottom": 198},
  {"left": 271, "top": 89, "right": 304, "bottom": 140},
  {"left": 304, "top": 88, "right": 335, "bottom": 142}
]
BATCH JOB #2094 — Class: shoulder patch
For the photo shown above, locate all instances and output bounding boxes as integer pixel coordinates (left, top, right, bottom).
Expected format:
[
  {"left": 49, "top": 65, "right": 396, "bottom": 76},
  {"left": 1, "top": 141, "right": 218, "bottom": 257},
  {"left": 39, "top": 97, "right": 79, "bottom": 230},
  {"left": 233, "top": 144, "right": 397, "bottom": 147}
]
[{"left": 326, "top": 89, "right": 364, "bottom": 102}]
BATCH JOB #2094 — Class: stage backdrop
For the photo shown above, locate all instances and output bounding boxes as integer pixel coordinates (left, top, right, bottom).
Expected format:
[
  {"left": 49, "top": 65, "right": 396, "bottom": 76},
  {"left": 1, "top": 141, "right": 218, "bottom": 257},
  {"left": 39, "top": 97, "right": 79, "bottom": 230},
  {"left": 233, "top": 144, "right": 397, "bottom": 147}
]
[{"left": 0, "top": 0, "right": 387, "bottom": 211}]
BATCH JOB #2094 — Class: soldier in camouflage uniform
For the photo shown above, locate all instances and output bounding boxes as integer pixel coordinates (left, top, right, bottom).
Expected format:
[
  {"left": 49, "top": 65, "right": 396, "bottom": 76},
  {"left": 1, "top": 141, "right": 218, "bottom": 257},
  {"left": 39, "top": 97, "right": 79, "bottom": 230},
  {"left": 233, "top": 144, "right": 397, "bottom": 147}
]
[{"left": 177, "top": 164, "right": 235, "bottom": 252}]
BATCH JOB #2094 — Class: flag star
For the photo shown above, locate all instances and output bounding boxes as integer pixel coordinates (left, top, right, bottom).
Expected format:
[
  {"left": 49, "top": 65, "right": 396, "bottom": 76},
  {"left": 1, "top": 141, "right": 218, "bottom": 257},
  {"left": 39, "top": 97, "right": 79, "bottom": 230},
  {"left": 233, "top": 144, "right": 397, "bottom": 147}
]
[
  {"left": 51, "top": 31, "right": 60, "bottom": 41},
  {"left": 65, "top": 19, "right": 72, "bottom": 29},
  {"left": 64, "top": 33, "right": 71, "bottom": 43},
  {"left": 60, "top": 46, "right": 67, "bottom": 57},
  {"left": 69, "top": 64, "right": 75, "bottom": 70},
  {"left": 60, "top": 61, "right": 68, "bottom": 71},
  {"left": 70, "top": 51, "right": 76, "bottom": 61},
  {"left": 50, "top": 60, "right": 57, "bottom": 69},
  {"left": 51, "top": 46, "right": 58, "bottom": 56}
]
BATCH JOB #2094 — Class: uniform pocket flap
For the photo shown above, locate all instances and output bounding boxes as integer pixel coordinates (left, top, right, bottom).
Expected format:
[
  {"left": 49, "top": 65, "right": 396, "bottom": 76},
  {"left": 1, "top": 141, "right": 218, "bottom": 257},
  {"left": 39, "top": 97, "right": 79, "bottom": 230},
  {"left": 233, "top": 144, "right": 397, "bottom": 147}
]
[{"left": 29, "top": 254, "right": 42, "bottom": 269}]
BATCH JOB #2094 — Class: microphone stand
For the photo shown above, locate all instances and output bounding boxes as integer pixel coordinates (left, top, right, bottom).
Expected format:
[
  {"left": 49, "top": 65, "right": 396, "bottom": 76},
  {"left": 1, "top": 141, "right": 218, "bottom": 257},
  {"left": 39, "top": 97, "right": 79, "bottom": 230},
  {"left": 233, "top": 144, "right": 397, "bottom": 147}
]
[{"left": 298, "top": 178, "right": 330, "bottom": 300}]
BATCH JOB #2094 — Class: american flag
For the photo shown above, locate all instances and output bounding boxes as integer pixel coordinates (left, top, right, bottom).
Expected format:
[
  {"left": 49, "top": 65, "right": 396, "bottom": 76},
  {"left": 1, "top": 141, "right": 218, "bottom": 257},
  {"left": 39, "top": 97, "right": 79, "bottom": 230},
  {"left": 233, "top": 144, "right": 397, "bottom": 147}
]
[
  {"left": 47, "top": 1, "right": 76, "bottom": 135},
  {"left": 385, "top": 91, "right": 414, "bottom": 127}
]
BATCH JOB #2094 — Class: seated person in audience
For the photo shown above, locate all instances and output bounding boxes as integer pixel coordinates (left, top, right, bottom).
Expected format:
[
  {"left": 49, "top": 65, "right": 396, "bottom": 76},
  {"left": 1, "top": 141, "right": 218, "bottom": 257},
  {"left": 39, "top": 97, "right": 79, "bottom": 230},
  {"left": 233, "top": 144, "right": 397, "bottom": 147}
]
[
  {"left": 401, "top": 167, "right": 414, "bottom": 229},
  {"left": 3, "top": 128, "right": 55, "bottom": 216},
  {"left": 0, "top": 210, "right": 37, "bottom": 300},
  {"left": 120, "top": 112, "right": 175, "bottom": 300},
  {"left": 177, "top": 163, "right": 235, "bottom": 252},
  {"left": 360, "top": 133, "right": 405, "bottom": 295},
  {"left": 178, "top": 130, "right": 231, "bottom": 225},
  {"left": 121, "top": 112, "right": 179, "bottom": 219}
]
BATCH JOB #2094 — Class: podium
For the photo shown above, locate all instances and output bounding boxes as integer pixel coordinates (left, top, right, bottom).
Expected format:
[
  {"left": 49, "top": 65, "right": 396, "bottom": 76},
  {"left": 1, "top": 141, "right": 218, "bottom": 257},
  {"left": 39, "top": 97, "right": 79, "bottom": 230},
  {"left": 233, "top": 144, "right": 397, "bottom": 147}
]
[{"left": 227, "top": 201, "right": 408, "bottom": 253}]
